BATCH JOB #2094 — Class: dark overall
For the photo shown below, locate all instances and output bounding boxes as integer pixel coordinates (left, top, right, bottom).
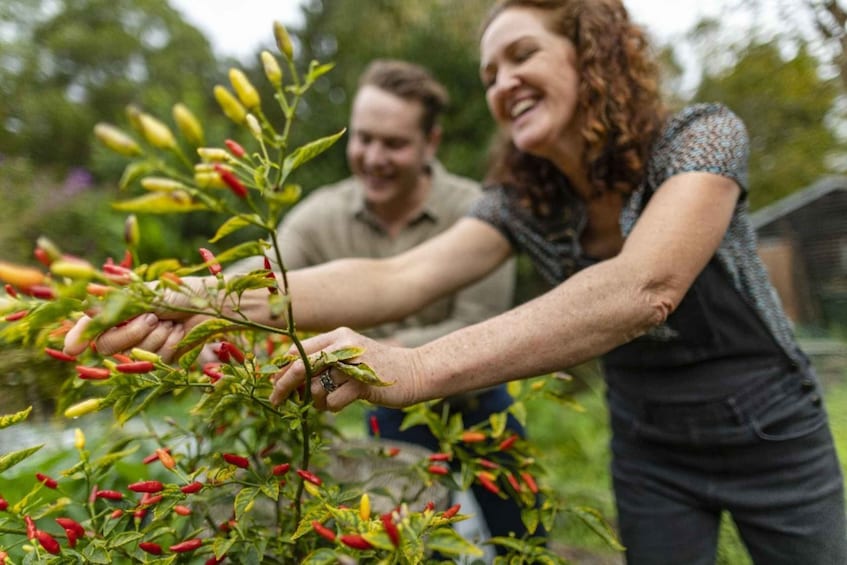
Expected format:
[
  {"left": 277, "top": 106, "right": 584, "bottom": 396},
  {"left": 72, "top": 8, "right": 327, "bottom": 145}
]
[{"left": 603, "top": 259, "right": 847, "bottom": 564}]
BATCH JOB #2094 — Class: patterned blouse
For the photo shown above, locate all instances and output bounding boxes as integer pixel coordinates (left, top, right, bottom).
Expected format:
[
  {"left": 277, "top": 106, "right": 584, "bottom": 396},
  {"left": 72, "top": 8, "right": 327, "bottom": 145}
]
[{"left": 469, "top": 103, "right": 806, "bottom": 367}]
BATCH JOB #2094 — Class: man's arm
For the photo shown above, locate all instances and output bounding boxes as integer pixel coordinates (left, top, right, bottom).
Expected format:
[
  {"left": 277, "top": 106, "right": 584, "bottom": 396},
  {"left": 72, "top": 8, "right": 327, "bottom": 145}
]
[{"left": 390, "top": 257, "right": 515, "bottom": 347}]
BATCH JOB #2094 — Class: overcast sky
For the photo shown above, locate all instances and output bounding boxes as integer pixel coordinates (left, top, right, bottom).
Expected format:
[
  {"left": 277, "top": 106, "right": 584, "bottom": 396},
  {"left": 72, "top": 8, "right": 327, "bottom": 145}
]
[{"left": 169, "top": 0, "right": 727, "bottom": 63}]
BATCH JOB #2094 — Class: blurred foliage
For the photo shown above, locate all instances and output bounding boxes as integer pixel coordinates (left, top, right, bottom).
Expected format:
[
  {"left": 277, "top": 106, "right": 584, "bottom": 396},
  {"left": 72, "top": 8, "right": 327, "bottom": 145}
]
[{"left": 693, "top": 39, "right": 843, "bottom": 209}]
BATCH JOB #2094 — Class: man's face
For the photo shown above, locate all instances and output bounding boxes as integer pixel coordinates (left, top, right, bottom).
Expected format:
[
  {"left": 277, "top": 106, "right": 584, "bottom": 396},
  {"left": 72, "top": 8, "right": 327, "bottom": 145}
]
[{"left": 346, "top": 85, "right": 439, "bottom": 208}]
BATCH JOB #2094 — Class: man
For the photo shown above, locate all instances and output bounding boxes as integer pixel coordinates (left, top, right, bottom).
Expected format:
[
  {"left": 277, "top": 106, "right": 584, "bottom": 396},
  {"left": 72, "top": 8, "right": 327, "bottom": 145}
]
[{"left": 234, "top": 59, "right": 526, "bottom": 544}]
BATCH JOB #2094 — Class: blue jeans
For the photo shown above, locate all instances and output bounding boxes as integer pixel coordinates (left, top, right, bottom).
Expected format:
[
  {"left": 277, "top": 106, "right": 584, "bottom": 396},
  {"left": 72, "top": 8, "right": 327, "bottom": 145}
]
[
  {"left": 366, "top": 385, "right": 541, "bottom": 548},
  {"left": 608, "top": 368, "right": 847, "bottom": 564}
]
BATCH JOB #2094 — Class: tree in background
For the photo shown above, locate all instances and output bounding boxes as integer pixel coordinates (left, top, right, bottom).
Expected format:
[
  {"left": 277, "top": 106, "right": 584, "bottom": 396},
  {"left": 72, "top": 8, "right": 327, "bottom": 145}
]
[{"left": 690, "top": 19, "right": 843, "bottom": 209}]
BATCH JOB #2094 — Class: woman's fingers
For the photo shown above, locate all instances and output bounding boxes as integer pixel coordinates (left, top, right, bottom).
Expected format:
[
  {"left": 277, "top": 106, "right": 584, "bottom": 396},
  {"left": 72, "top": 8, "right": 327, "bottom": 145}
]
[
  {"left": 95, "top": 313, "right": 160, "bottom": 355},
  {"left": 63, "top": 315, "right": 93, "bottom": 356}
]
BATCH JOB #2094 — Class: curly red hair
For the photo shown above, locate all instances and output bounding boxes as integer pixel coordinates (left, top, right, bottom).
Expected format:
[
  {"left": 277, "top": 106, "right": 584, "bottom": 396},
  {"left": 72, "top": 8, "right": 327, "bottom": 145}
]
[{"left": 482, "top": 0, "right": 667, "bottom": 213}]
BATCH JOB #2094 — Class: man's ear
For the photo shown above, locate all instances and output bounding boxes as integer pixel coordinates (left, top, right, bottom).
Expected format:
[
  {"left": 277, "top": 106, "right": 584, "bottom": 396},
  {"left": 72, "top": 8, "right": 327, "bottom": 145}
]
[{"left": 425, "top": 125, "right": 443, "bottom": 163}]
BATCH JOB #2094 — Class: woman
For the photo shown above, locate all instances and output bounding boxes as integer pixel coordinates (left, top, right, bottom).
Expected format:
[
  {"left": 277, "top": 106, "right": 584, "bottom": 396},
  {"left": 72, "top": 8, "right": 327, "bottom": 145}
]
[{"left": 66, "top": 1, "right": 847, "bottom": 562}]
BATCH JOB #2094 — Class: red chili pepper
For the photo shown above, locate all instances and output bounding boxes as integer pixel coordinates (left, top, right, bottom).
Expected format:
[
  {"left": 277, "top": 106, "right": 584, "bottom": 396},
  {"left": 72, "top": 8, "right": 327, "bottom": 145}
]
[
  {"left": 0, "top": 497, "right": 8, "bottom": 511},
  {"left": 478, "top": 458, "right": 499, "bottom": 470},
  {"left": 155, "top": 448, "right": 176, "bottom": 470},
  {"left": 385, "top": 447, "right": 400, "bottom": 457},
  {"left": 181, "top": 481, "right": 203, "bottom": 494},
  {"left": 225, "top": 139, "right": 246, "bottom": 158},
  {"left": 55, "top": 517, "right": 85, "bottom": 537},
  {"left": 119, "top": 249, "right": 133, "bottom": 269},
  {"left": 173, "top": 505, "right": 192, "bottom": 516},
  {"left": 423, "top": 501, "right": 435, "bottom": 512},
  {"left": 381, "top": 513, "right": 400, "bottom": 546},
  {"left": 428, "top": 453, "right": 451, "bottom": 462},
  {"left": 36, "top": 529, "right": 61, "bottom": 555},
  {"left": 477, "top": 472, "right": 501, "bottom": 495},
  {"left": 128, "top": 480, "right": 164, "bottom": 493},
  {"left": 340, "top": 533, "right": 373, "bottom": 550},
  {"left": 219, "top": 341, "right": 245, "bottom": 364},
  {"left": 199, "top": 247, "right": 222, "bottom": 276},
  {"left": 95, "top": 489, "right": 124, "bottom": 501},
  {"left": 296, "top": 469, "right": 322, "bottom": 486},
  {"left": 311, "top": 520, "right": 336, "bottom": 542},
  {"left": 498, "top": 434, "right": 519, "bottom": 451},
  {"left": 203, "top": 362, "right": 224, "bottom": 382},
  {"left": 110, "top": 509, "right": 124, "bottom": 519},
  {"left": 0, "top": 550, "right": 7, "bottom": 564},
  {"left": 133, "top": 508, "right": 147, "bottom": 520},
  {"left": 35, "top": 472, "right": 58, "bottom": 489},
  {"left": 115, "top": 361, "right": 155, "bottom": 374},
  {"left": 205, "top": 555, "right": 227, "bottom": 565},
  {"left": 520, "top": 471, "right": 539, "bottom": 494},
  {"left": 442, "top": 503, "right": 462, "bottom": 518},
  {"left": 140, "top": 493, "right": 163, "bottom": 507},
  {"left": 369, "top": 414, "right": 380, "bottom": 437},
  {"left": 213, "top": 164, "right": 248, "bottom": 198},
  {"left": 506, "top": 472, "right": 522, "bottom": 493},
  {"left": 138, "top": 541, "right": 163, "bottom": 555},
  {"left": 5, "top": 310, "right": 28, "bottom": 322},
  {"left": 170, "top": 538, "right": 203, "bottom": 553},
  {"left": 112, "top": 353, "right": 133, "bottom": 363},
  {"left": 65, "top": 527, "right": 78, "bottom": 548},
  {"left": 27, "top": 285, "right": 55, "bottom": 300},
  {"left": 427, "top": 464, "right": 449, "bottom": 476},
  {"left": 34, "top": 247, "right": 52, "bottom": 267},
  {"left": 44, "top": 347, "right": 76, "bottom": 362},
  {"left": 222, "top": 453, "right": 250, "bottom": 469},
  {"left": 272, "top": 463, "right": 290, "bottom": 476},
  {"left": 4, "top": 283, "right": 18, "bottom": 297},
  {"left": 75, "top": 365, "right": 111, "bottom": 380},
  {"left": 24, "top": 515, "right": 37, "bottom": 539}
]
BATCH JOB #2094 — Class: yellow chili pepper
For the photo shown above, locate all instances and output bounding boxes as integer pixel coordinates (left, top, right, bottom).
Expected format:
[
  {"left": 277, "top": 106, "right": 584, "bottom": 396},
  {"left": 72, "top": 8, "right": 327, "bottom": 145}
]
[
  {"left": 94, "top": 123, "right": 142, "bottom": 156},
  {"left": 214, "top": 85, "right": 247, "bottom": 124},
  {"left": 273, "top": 21, "right": 294, "bottom": 60},
  {"left": 138, "top": 113, "right": 177, "bottom": 150},
  {"left": 64, "top": 398, "right": 104, "bottom": 419},
  {"left": 261, "top": 51, "right": 282, "bottom": 87},
  {"left": 229, "top": 68, "right": 261, "bottom": 109},
  {"left": 172, "top": 103, "right": 205, "bottom": 146}
]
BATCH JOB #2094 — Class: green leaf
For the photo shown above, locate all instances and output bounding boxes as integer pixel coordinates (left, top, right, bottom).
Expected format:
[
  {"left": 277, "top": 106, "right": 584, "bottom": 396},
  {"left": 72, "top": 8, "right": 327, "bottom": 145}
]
[
  {"left": 81, "top": 540, "right": 113, "bottom": 564},
  {"left": 112, "top": 192, "right": 207, "bottom": 214},
  {"left": 0, "top": 444, "right": 44, "bottom": 473},
  {"left": 92, "top": 446, "right": 140, "bottom": 471},
  {"left": 144, "top": 259, "right": 184, "bottom": 281},
  {"left": 335, "top": 361, "right": 392, "bottom": 387},
  {"left": 280, "top": 129, "right": 346, "bottom": 181},
  {"left": 0, "top": 406, "right": 32, "bottom": 429},
  {"left": 234, "top": 486, "right": 259, "bottom": 521},
  {"left": 119, "top": 161, "right": 156, "bottom": 190},
  {"left": 567, "top": 505, "right": 626, "bottom": 551},
  {"left": 425, "top": 527, "right": 484, "bottom": 557},
  {"left": 108, "top": 531, "right": 144, "bottom": 548},
  {"left": 218, "top": 241, "right": 267, "bottom": 263},
  {"left": 178, "top": 318, "right": 234, "bottom": 350},
  {"left": 302, "top": 548, "right": 342, "bottom": 565},
  {"left": 226, "top": 273, "right": 277, "bottom": 296},
  {"left": 210, "top": 214, "right": 261, "bottom": 243},
  {"left": 304, "top": 60, "right": 336, "bottom": 86}
]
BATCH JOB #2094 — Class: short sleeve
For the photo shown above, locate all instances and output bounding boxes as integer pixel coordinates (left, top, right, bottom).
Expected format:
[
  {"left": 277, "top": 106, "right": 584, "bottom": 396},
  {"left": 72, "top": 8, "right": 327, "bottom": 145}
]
[{"left": 647, "top": 103, "right": 750, "bottom": 197}]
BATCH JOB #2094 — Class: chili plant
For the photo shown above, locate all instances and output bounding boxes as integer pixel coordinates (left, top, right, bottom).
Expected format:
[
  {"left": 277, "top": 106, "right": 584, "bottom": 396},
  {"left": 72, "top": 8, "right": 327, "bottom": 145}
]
[{"left": 0, "top": 22, "right": 620, "bottom": 564}]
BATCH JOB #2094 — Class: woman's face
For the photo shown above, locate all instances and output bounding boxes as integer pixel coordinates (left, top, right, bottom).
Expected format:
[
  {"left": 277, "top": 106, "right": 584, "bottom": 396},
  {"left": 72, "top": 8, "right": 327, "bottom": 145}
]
[{"left": 480, "top": 7, "right": 581, "bottom": 163}]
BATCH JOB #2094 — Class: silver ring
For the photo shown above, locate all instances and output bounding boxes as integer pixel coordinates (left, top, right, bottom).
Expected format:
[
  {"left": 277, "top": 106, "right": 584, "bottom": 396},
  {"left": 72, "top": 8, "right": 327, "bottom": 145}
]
[{"left": 319, "top": 369, "right": 339, "bottom": 393}]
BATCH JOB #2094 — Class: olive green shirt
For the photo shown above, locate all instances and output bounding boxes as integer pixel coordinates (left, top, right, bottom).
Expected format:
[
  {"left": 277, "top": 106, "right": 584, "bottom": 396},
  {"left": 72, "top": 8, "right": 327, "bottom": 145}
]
[{"left": 235, "top": 162, "right": 515, "bottom": 346}]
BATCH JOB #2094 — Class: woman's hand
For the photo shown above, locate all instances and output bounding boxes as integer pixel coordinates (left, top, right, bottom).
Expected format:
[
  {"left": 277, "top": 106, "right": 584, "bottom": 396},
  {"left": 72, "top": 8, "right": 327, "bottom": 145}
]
[
  {"left": 62, "top": 276, "right": 216, "bottom": 361},
  {"left": 270, "top": 327, "right": 428, "bottom": 412}
]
